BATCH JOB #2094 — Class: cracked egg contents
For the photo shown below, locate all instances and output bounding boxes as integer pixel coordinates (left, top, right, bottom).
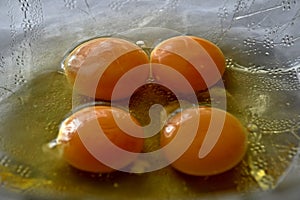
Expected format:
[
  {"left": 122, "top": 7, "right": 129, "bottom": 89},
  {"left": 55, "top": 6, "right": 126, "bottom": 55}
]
[
  {"left": 56, "top": 35, "right": 245, "bottom": 175},
  {"left": 63, "top": 37, "right": 149, "bottom": 101},
  {"left": 56, "top": 105, "right": 144, "bottom": 173},
  {"left": 161, "top": 106, "right": 248, "bottom": 176}
]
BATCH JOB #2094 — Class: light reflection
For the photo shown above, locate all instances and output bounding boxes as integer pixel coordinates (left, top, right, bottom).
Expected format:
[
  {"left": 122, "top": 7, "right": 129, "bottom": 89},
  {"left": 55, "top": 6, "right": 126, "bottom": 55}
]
[{"left": 164, "top": 125, "right": 176, "bottom": 138}]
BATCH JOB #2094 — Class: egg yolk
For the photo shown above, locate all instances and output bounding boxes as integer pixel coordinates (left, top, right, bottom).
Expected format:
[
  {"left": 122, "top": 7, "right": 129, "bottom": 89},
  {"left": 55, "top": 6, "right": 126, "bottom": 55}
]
[
  {"left": 64, "top": 37, "right": 149, "bottom": 101},
  {"left": 59, "top": 35, "right": 231, "bottom": 174},
  {"left": 57, "top": 106, "right": 144, "bottom": 173},
  {"left": 160, "top": 106, "right": 248, "bottom": 176},
  {"left": 150, "top": 36, "right": 226, "bottom": 93}
]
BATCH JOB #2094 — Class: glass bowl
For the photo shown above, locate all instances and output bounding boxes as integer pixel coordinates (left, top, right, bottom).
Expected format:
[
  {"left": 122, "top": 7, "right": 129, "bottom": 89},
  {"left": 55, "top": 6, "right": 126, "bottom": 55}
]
[{"left": 0, "top": 0, "right": 299, "bottom": 199}]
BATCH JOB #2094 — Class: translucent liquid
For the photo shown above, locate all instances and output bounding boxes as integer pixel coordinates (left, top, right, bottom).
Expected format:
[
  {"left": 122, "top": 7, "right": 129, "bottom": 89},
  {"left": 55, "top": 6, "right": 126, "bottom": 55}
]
[{"left": 0, "top": 61, "right": 300, "bottom": 199}]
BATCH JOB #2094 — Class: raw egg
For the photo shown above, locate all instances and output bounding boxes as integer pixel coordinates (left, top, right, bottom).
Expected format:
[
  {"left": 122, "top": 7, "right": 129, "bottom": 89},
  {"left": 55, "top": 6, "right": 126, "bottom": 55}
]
[
  {"left": 161, "top": 106, "right": 248, "bottom": 176},
  {"left": 150, "top": 36, "right": 226, "bottom": 94},
  {"left": 64, "top": 37, "right": 149, "bottom": 101},
  {"left": 57, "top": 105, "right": 144, "bottom": 173}
]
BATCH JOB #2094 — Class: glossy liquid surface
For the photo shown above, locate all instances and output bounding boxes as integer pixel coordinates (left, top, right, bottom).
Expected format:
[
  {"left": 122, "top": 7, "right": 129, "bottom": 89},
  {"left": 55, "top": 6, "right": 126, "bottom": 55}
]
[{"left": 0, "top": 59, "right": 299, "bottom": 199}]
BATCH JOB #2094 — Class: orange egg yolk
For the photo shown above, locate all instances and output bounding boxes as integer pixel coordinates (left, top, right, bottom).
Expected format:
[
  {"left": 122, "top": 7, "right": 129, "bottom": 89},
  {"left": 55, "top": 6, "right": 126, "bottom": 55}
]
[
  {"left": 150, "top": 36, "right": 226, "bottom": 93},
  {"left": 60, "top": 36, "right": 231, "bottom": 174},
  {"left": 64, "top": 37, "right": 150, "bottom": 101},
  {"left": 161, "top": 106, "right": 248, "bottom": 176},
  {"left": 57, "top": 106, "right": 144, "bottom": 173},
  {"left": 64, "top": 36, "right": 226, "bottom": 101}
]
